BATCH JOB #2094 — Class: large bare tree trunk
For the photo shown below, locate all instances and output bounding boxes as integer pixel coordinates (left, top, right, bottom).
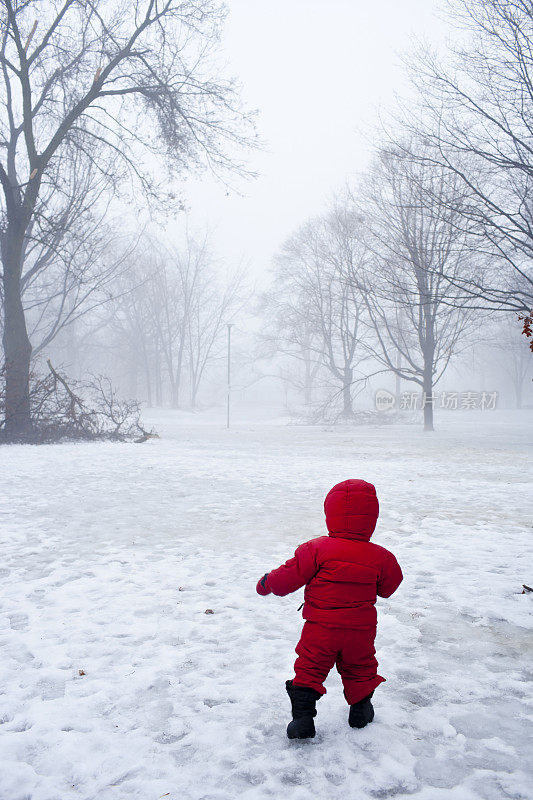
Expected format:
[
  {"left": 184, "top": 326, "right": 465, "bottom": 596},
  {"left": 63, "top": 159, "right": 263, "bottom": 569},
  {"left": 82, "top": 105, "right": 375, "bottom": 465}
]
[
  {"left": 1, "top": 224, "right": 33, "bottom": 440},
  {"left": 422, "top": 369, "right": 434, "bottom": 432},
  {"left": 422, "top": 313, "right": 436, "bottom": 431}
]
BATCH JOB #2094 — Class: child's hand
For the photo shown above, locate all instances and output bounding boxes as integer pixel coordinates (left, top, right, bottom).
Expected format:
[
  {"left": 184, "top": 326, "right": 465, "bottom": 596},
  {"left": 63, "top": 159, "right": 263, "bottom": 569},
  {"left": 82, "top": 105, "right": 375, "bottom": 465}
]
[{"left": 256, "top": 573, "right": 271, "bottom": 596}]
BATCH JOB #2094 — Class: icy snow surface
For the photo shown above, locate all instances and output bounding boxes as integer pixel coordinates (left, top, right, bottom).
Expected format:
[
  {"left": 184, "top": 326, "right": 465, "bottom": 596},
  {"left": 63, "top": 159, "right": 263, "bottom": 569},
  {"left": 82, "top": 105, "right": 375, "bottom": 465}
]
[{"left": 1, "top": 409, "right": 532, "bottom": 800}]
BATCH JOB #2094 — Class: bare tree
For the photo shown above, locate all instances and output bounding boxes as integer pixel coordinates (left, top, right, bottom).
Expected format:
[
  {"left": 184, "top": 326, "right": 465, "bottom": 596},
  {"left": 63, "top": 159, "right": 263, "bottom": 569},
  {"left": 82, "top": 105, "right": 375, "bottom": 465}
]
[
  {"left": 149, "top": 252, "right": 189, "bottom": 408},
  {"left": 492, "top": 315, "right": 531, "bottom": 408},
  {"left": 187, "top": 261, "right": 245, "bottom": 408},
  {"left": 16, "top": 149, "right": 140, "bottom": 358},
  {"left": 102, "top": 254, "right": 160, "bottom": 404},
  {"left": 274, "top": 203, "right": 370, "bottom": 418},
  {"left": 403, "top": 0, "right": 533, "bottom": 315},
  {"left": 100, "top": 238, "right": 195, "bottom": 408},
  {"left": 0, "top": 0, "right": 255, "bottom": 440},
  {"left": 360, "top": 145, "right": 481, "bottom": 431},
  {"left": 99, "top": 231, "right": 244, "bottom": 409},
  {"left": 0, "top": 359, "right": 153, "bottom": 442},
  {"left": 260, "top": 278, "right": 323, "bottom": 407}
]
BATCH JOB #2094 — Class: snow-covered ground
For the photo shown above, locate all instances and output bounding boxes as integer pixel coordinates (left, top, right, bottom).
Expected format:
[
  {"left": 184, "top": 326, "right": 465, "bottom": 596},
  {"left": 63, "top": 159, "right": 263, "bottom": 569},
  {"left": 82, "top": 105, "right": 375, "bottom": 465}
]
[{"left": 1, "top": 409, "right": 532, "bottom": 800}]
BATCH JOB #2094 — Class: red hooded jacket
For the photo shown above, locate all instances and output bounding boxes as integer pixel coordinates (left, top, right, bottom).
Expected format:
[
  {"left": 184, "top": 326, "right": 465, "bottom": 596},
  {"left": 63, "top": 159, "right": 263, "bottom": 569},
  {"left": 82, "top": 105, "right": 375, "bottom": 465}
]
[{"left": 257, "top": 479, "right": 403, "bottom": 628}]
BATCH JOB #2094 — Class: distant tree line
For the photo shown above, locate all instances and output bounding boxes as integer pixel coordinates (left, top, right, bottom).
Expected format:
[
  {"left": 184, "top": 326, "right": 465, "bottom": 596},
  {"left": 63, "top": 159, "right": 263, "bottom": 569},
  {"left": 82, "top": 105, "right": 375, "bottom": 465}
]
[
  {"left": 84, "top": 232, "right": 245, "bottom": 410},
  {"left": 0, "top": 0, "right": 255, "bottom": 441},
  {"left": 262, "top": 0, "right": 532, "bottom": 430},
  {"left": 1, "top": 0, "right": 531, "bottom": 439}
]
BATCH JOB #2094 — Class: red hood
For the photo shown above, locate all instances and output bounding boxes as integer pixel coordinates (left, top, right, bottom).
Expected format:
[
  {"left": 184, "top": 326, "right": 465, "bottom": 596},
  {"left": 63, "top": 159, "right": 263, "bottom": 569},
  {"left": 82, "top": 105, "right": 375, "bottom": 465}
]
[{"left": 324, "top": 479, "right": 379, "bottom": 541}]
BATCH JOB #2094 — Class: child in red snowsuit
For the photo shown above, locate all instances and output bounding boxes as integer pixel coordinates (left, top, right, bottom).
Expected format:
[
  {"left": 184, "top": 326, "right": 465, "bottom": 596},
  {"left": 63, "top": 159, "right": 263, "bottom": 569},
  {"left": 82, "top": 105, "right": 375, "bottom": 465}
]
[{"left": 256, "top": 479, "right": 403, "bottom": 739}]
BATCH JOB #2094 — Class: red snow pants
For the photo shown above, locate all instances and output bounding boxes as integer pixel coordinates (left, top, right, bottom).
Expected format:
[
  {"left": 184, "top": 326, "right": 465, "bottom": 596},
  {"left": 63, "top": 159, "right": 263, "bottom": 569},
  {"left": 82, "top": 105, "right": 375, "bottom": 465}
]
[{"left": 293, "top": 621, "right": 385, "bottom": 705}]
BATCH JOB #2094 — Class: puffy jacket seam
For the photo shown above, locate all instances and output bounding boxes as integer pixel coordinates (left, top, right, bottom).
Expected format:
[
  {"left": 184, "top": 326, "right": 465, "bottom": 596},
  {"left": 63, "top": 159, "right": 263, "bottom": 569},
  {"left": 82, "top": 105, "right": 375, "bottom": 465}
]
[{"left": 316, "top": 560, "right": 381, "bottom": 573}]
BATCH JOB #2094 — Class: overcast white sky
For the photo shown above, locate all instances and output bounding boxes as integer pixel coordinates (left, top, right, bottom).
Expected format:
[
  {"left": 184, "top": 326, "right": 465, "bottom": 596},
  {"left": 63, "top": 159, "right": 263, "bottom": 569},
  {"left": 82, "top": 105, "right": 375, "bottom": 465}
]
[{"left": 162, "top": 0, "right": 448, "bottom": 284}]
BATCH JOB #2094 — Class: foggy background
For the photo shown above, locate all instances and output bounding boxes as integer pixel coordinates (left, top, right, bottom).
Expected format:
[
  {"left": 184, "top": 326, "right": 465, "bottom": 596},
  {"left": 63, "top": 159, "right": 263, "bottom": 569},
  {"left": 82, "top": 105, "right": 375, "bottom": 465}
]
[
  {"left": 1, "top": 0, "right": 531, "bottom": 437},
  {"left": 182, "top": 0, "right": 446, "bottom": 278}
]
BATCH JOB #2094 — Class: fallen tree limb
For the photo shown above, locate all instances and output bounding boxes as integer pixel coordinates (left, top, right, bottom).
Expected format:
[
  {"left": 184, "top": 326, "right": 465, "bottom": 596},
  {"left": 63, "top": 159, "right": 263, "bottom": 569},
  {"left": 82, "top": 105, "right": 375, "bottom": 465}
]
[{"left": 1, "top": 361, "right": 156, "bottom": 444}]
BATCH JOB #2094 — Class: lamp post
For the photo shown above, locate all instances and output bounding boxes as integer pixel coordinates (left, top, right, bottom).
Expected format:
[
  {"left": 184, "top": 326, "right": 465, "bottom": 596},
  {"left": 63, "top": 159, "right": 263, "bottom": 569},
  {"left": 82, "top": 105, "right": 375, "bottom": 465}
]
[{"left": 226, "top": 323, "right": 233, "bottom": 429}]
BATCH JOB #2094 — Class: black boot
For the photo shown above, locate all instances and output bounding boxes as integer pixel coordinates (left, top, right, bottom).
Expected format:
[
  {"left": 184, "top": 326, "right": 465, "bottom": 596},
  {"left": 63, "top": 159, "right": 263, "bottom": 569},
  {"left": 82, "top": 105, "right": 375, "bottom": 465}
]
[
  {"left": 348, "top": 690, "right": 375, "bottom": 729},
  {"left": 285, "top": 680, "right": 322, "bottom": 739}
]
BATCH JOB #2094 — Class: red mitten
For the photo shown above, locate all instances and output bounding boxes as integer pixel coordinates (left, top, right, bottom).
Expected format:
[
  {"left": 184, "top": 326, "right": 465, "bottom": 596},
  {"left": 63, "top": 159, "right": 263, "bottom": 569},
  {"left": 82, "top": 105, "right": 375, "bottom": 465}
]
[{"left": 256, "top": 573, "right": 271, "bottom": 595}]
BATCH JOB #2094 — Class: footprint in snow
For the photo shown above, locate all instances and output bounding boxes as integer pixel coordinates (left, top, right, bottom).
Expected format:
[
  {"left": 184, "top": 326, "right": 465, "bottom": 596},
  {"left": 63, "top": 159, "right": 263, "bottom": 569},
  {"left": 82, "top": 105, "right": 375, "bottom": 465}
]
[{"left": 8, "top": 613, "right": 29, "bottom": 630}]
